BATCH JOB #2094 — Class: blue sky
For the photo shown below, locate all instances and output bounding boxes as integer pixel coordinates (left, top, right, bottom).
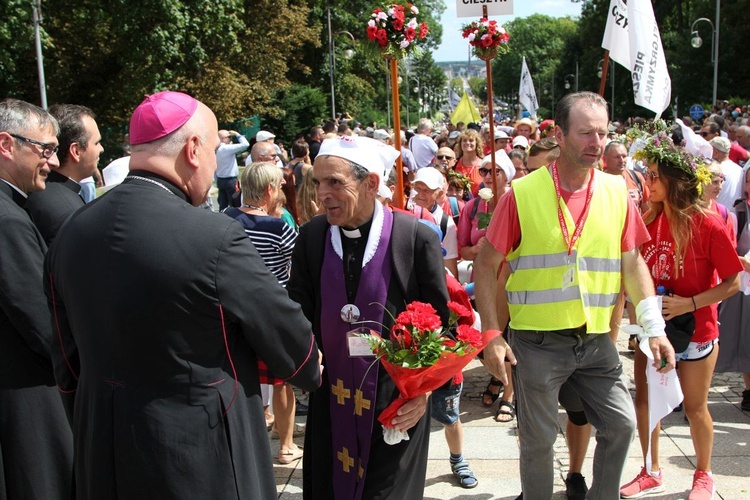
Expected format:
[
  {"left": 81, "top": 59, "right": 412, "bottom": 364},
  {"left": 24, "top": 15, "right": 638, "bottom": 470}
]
[{"left": 433, "top": 0, "right": 583, "bottom": 62}]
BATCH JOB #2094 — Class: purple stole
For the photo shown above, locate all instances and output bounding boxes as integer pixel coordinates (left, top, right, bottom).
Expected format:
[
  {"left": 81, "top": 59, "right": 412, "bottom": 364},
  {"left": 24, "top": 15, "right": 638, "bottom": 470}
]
[{"left": 320, "top": 204, "right": 393, "bottom": 500}]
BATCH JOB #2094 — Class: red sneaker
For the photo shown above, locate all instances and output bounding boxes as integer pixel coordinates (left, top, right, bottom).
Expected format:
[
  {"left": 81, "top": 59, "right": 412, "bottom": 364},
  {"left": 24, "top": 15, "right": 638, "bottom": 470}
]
[
  {"left": 688, "top": 470, "right": 715, "bottom": 500},
  {"left": 620, "top": 467, "right": 665, "bottom": 498}
]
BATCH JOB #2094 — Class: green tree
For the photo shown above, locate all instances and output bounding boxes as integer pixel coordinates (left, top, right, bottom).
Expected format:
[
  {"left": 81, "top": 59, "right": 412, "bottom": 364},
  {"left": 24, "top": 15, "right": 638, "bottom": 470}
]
[
  {"left": 468, "top": 77, "right": 487, "bottom": 103},
  {"left": 491, "top": 13, "right": 578, "bottom": 112}
]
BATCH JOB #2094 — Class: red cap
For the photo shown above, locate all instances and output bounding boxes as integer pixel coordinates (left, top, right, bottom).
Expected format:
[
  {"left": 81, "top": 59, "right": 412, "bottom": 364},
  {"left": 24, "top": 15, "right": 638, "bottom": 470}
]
[
  {"left": 539, "top": 119, "right": 555, "bottom": 132},
  {"left": 129, "top": 91, "right": 199, "bottom": 145}
]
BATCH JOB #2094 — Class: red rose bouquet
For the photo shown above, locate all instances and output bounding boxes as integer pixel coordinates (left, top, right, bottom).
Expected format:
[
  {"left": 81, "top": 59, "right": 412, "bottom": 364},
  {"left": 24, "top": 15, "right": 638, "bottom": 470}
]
[
  {"left": 360, "top": 300, "right": 498, "bottom": 444},
  {"left": 366, "top": 2, "right": 429, "bottom": 59},
  {"left": 461, "top": 17, "right": 510, "bottom": 61}
]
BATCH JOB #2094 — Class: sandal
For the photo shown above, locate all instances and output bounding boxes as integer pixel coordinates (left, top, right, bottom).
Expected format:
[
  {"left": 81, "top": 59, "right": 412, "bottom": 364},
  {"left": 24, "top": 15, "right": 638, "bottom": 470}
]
[
  {"left": 277, "top": 446, "right": 304, "bottom": 464},
  {"left": 495, "top": 400, "right": 516, "bottom": 423},
  {"left": 451, "top": 460, "right": 478, "bottom": 489},
  {"left": 481, "top": 377, "right": 503, "bottom": 407}
]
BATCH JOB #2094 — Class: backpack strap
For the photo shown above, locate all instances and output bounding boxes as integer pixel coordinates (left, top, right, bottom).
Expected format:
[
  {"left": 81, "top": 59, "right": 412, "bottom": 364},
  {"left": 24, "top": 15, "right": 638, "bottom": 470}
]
[
  {"left": 627, "top": 169, "right": 643, "bottom": 195},
  {"left": 717, "top": 202, "right": 728, "bottom": 223},
  {"left": 735, "top": 199, "right": 747, "bottom": 240},
  {"left": 469, "top": 198, "right": 481, "bottom": 222},
  {"left": 439, "top": 212, "right": 449, "bottom": 242}
]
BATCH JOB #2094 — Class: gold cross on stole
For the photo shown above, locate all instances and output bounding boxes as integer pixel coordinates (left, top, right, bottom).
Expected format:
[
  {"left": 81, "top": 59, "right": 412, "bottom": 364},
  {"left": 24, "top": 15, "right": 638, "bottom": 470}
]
[
  {"left": 354, "top": 389, "right": 371, "bottom": 416},
  {"left": 331, "top": 379, "right": 351, "bottom": 405},
  {"left": 338, "top": 447, "right": 355, "bottom": 473}
]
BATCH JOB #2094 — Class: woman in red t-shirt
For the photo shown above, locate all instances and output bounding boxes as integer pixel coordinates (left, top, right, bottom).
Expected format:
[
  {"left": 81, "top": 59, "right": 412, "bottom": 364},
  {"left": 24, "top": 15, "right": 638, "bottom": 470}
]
[
  {"left": 621, "top": 135, "right": 742, "bottom": 499},
  {"left": 453, "top": 130, "right": 484, "bottom": 197}
]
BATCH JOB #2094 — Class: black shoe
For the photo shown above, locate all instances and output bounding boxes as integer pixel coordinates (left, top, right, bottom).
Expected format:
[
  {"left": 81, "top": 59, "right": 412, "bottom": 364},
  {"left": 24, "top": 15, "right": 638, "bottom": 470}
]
[
  {"left": 565, "top": 472, "right": 588, "bottom": 500},
  {"left": 742, "top": 390, "right": 750, "bottom": 411},
  {"left": 673, "top": 402, "right": 683, "bottom": 412},
  {"left": 295, "top": 400, "right": 308, "bottom": 416}
]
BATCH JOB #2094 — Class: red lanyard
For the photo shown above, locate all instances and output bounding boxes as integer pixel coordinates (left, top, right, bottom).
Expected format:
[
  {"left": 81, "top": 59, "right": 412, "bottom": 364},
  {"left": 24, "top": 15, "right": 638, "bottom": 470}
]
[{"left": 551, "top": 161, "right": 595, "bottom": 257}]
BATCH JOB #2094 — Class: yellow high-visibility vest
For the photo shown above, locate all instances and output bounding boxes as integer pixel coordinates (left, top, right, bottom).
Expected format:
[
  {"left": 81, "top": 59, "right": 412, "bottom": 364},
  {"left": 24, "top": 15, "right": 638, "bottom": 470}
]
[{"left": 506, "top": 167, "right": 628, "bottom": 334}]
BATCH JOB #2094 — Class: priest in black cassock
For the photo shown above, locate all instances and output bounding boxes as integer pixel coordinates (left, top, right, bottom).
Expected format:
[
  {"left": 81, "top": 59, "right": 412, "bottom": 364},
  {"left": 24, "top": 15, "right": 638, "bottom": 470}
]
[
  {"left": 287, "top": 136, "right": 450, "bottom": 499},
  {"left": 45, "top": 91, "right": 321, "bottom": 499},
  {"left": 26, "top": 104, "right": 103, "bottom": 245},
  {"left": 0, "top": 99, "right": 73, "bottom": 499}
]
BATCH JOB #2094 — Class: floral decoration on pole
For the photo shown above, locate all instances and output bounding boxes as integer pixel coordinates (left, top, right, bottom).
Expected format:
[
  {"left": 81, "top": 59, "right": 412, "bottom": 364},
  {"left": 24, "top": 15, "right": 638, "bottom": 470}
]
[
  {"left": 461, "top": 17, "right": 510, "bottom": 61},
  {"left": 364, "top": 2, "right": 430, "bottom": 209},
  {"left": 366, "top": 2, "right": 429, "bottom": 59}
]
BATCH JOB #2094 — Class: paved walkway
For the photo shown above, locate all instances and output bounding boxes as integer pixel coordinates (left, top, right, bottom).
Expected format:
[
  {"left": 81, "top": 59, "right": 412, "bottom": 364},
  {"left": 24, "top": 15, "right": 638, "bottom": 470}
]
[{"left": 272, "top": 332, "right": 750, "bottom": 499}]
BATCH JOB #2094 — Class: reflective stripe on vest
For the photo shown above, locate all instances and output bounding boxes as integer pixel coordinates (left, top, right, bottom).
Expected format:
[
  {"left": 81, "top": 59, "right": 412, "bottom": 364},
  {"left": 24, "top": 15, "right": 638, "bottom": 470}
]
[{"left": 505, "top": 168, "right": 627, "bottom": 334}]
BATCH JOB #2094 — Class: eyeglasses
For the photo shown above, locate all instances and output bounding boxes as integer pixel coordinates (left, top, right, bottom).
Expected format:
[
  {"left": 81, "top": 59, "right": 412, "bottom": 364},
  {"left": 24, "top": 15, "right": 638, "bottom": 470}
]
[
  {"left": 645, "top": 170, "right": 660, "bottom": 182},
  {"left": 436, "top": 155, "right": 455, "bottom": 161},
  {"left": 10, "top": 134, "right": 58, "bottom": 159},
  {"left": 260, "top": 152, "right": 279, "bottom": 158},
  {"left": 699, "top": 132, "right": 711, "bottom": 137}
]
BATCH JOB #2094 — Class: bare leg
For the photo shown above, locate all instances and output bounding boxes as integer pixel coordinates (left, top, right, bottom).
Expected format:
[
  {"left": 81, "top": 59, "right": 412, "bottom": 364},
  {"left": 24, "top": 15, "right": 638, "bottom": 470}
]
[
  {"left": 679, "top": 346, "right": 719, "bottom": 472},
  {"left": 444, "top": 421, "right": 462, "bottom": 454},
  {"left": 566, "top": 421, "right": 591, "bottom": 474},
  {"left": 273, "top": 383, "right": 299, "bottom": 453},
  {"left": 496, "top": 361, "right": 515, "bottom": 422}
]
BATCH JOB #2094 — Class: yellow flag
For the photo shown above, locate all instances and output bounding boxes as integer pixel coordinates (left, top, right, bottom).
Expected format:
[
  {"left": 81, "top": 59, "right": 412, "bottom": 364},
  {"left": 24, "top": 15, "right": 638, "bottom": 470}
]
[{"left": 450, "top": 92, "right": 481, "bottom": 125}]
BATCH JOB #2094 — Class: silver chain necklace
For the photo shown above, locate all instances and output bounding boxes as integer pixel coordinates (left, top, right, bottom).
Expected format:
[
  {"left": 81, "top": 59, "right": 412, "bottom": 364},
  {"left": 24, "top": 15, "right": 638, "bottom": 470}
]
[{"left": 129, "top": 175, "right": 175, "bottom": 196}]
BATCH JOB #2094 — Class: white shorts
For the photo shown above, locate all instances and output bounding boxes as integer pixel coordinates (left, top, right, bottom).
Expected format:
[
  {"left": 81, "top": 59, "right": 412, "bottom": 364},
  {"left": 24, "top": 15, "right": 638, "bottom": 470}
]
[{"left": 675, "top": 339, "right": 717, "bottom": 362}]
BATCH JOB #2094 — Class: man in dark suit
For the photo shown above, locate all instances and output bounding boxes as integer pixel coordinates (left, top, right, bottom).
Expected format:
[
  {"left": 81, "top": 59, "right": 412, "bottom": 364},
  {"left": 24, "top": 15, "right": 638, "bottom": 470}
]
[
  {"left": 26, "top": 104, "right": 103, "bottom": 244},
  {"left": 0, "top": 98, "right": 74, "bottom": 499},
  {"left": 287, "top": 136, "right": 450, "bottom": 499},
  {"left": 46, "top": 91, "right": 321, "bottom": 499}
]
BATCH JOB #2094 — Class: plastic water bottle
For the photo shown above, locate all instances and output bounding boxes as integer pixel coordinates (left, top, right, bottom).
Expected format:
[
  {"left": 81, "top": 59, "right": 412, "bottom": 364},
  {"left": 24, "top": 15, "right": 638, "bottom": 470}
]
[{"left": 656, "top": 285, "right": 666, "bottom": 296}]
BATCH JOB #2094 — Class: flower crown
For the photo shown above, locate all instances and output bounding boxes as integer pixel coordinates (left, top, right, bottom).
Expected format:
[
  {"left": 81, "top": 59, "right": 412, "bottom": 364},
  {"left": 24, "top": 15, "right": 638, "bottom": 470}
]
[
  {"left": 633, "top": 132, "right": 712, "bottom": 195},
  {"left": 447, "top": 170, "right": 471, "bottom": 192}
]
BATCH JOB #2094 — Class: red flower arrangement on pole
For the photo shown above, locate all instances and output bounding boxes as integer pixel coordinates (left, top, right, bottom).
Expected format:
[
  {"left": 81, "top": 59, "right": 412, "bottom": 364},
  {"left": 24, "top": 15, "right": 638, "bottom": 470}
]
[
  {"left": 360, "top": 300, "right": 497, "bottom": 444},
  {"left": 366, "top": 2, "right": 429, "bottom": 59},
  {"left": 461, "top": 17, "right": 510, "bottom": 61}
]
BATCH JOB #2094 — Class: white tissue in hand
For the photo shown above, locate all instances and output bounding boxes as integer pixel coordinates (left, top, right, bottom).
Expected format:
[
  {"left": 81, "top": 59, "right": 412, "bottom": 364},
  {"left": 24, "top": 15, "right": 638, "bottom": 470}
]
[{"left": 382, "top": 425, "right": 410, "bottom": 445}]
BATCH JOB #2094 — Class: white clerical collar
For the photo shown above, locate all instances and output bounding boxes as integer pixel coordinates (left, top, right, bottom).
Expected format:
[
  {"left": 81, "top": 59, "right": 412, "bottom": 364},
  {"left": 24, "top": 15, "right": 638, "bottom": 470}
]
[
  {"left": 341, "top": 227, "right": 361, "bottom": 239},
  {"left": 0, "top": 178, "right": 27, "bottom": 198},
  {"left": 330, "top": 201, "right": 384, "bottom": 267}
]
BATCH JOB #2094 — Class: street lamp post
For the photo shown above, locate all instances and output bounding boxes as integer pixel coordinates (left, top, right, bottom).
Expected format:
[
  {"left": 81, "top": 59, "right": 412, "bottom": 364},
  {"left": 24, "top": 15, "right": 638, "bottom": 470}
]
[
  {"left": 543, "top": 83, "right": 554, "bottom": 113},
  {"left": 33, "top": 1, "right": 47, "bottom": 109},
  {"left": 327, "top": 8, "right": 355, "bottom": 121},
  {"left": 691, "top": 0, "right": 720, "bottom": 108},
  {"left": 564, "top": 74, "right": 575, "bottom": 91},
  {"left": 411, "top": 76, "right": 421, "bottom": 123}
]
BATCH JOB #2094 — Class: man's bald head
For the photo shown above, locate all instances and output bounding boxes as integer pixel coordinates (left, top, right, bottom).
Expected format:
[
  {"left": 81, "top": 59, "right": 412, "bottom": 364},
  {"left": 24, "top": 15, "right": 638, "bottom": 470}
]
[{"left": 251, "top": 140, "right": 277, "bottom": 162}]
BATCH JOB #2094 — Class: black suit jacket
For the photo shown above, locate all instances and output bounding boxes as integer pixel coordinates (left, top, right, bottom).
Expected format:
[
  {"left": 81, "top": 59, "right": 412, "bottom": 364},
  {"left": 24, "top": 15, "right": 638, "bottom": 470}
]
[
  {"left": 0, "top": 180, "right": 73, "bottom": 499},
  {"left": 26, "top": 170, "right": 84, "bottom": 245},
  {"left": 46, "top": 171, "right": 321, "bottom": 499}
]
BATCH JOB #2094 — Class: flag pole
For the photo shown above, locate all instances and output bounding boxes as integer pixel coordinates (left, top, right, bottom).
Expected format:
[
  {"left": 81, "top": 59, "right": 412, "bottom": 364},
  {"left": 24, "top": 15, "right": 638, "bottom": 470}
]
[
  {"left": 389, "top": 57, "right": 405, "bottom": 209},
  {"left": 598, "top": 51, "right": 610, "bottom": 97}
]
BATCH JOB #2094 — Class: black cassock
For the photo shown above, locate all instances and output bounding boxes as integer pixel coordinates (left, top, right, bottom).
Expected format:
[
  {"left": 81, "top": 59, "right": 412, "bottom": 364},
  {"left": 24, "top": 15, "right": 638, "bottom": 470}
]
[
  {"left": 0, "top": 181, "right": 73, "bottom": 499},
  {"left": 288, "top": 211, "right": 450, "bottom": 500},
  {"left": 26, "top": 170, "right": 84, "bottom": 245},
  {"left": 45, "top": 171, "right": 321, "bottom": 499}
]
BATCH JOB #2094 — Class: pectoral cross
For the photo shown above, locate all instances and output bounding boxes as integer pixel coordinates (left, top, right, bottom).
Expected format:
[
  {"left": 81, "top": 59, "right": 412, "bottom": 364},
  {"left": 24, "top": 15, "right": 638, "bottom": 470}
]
[
  {"left": 338, "top": 447, "right": 355, "bottom": 473},
  {"left": 331, "top": 379, "right": 351, "bottom": 405},
  {"left": 353, "top": 389, "right": 371, "bottom": 416}
]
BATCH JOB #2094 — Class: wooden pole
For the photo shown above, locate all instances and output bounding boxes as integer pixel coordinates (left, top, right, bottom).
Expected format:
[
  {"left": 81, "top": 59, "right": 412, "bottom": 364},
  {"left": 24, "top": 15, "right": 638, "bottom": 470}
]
[
  {"left": 389, "top": 57, "right": 405, "bottom": 209},
  {"left": 482, "top": 5, "right": 498, "bottom": 202},
  {"left": 598, "top": 51, "right": 610, "bottom": 97}
]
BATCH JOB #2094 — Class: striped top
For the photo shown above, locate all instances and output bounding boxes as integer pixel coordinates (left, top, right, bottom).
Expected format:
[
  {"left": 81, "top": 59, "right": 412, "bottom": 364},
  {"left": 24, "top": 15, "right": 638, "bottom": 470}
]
[{"left": 223, "top": 207, "right": 297, "bottom": 287}]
